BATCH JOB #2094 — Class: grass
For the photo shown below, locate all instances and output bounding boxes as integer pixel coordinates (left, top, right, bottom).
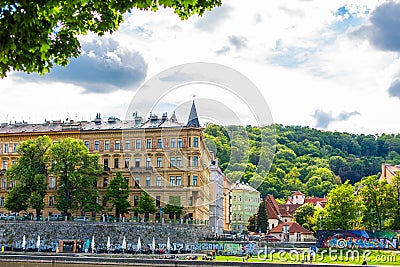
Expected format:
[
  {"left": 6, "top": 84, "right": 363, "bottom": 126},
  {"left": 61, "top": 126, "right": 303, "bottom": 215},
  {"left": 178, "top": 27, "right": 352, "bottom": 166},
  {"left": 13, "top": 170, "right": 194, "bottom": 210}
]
[{"left": 215, "top": 250, "right": 400, "bottom": 266}]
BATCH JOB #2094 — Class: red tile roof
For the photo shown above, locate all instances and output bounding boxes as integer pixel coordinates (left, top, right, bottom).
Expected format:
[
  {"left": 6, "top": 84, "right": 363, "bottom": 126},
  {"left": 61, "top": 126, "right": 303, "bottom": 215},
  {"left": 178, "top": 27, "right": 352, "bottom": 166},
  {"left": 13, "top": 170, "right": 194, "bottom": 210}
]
[
  {"left": 265, "top": 195, "right": 281, "bottom": 220},
  {"left": 269, "top": 221, "right": 313, "bottom": 235},
  {"left": 304, "top": 197, "right": 327, "bottom": 205}
]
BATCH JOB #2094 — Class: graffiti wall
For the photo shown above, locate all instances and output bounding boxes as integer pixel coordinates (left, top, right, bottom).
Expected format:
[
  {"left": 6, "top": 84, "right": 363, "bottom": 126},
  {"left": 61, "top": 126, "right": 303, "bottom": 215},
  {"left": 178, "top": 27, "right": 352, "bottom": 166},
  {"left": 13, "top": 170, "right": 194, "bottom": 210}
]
[
  {"left": 316, "top": 230, "right": 400, "bottom": 250},
  {"left": 195, "top": 242, "right": 256, "bottom": 255}
]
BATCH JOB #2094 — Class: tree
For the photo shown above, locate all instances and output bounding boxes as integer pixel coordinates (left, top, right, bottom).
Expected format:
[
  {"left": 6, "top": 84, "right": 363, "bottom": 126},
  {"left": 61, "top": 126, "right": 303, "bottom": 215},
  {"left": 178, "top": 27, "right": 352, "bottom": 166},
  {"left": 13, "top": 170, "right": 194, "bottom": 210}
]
[
  {"left": 0, "top": 0, "right": 221, "bottom": 77},
  {"left": 134, "top": 191, "right": 157, "bottom": 220},
  {"left": 4, "top": 184, "right": 29, "bottom": 213},
  {"left": 358, "top": 175, "right": 390, "bottom": 230},
  {"left": 51, "top": 137, "right": 101, "bottom": 217},
  {"left": 324, "top": 181, "right": 362, "bottom": 230},
  {"left": 388, "top": 173, "right": 400, "bottom": 229},
  {"left": 104, "top": 172, "right": 131, "bottom": 218},
  {"left": 256, "top": 201, "right": 268, "bottom": 233},
  {"left": 5, "top": 136, "right": 51, "bottom": 218},
  {"left": 247, "top": 214, "right": 257, "bottom": 232},
  {"left": 163, "top": 204, "right": 184, "bottom": 220},
  {"left": 294, "top": 203, "right": 316, "bottom": 231}
]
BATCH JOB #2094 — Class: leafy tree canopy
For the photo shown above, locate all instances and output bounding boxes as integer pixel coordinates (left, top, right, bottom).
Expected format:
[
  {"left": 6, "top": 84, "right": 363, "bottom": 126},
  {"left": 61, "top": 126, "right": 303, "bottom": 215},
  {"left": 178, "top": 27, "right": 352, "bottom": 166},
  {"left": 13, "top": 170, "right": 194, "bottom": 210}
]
[{"left": 0, "top": 0, "right": 221, "bottom": 77}]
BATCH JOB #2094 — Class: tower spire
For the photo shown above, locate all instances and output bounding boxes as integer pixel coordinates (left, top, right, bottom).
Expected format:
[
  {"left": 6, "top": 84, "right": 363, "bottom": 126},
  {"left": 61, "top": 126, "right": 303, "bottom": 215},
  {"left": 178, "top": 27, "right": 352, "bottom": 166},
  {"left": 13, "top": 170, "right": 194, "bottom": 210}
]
[{"left": 187, "top": 100, "right": 200, "bottom": 127}]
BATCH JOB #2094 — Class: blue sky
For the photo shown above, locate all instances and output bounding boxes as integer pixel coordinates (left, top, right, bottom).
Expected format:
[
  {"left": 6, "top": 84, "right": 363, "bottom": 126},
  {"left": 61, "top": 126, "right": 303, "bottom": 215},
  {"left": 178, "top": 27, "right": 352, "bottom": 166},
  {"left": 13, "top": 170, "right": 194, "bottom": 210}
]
[{"left": 2, "top": 0, "right": 400, "bottom": 134}]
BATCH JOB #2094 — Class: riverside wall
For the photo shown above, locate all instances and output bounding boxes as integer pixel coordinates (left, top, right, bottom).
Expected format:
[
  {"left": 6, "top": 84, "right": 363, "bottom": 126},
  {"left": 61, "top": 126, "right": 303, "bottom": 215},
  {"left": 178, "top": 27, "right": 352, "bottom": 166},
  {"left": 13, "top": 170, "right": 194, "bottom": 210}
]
[{"left": 0, "top": 221, "right": 210, "bottom": 249}]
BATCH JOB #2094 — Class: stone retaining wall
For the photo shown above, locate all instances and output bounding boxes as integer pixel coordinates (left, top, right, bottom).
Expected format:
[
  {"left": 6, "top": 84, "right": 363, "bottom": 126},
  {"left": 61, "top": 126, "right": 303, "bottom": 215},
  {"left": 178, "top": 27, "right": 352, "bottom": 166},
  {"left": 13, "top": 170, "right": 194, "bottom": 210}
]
[{"left": 0, "top": 222, "right": 210, "bottom": 249}]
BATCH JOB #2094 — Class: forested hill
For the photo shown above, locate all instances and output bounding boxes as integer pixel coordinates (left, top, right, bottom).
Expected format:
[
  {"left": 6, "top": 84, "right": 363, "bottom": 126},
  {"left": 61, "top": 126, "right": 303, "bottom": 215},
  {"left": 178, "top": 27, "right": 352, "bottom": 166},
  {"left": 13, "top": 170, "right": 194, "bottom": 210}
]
[{"left": 204, "top": 124, "right": 400, "bottom": 201}]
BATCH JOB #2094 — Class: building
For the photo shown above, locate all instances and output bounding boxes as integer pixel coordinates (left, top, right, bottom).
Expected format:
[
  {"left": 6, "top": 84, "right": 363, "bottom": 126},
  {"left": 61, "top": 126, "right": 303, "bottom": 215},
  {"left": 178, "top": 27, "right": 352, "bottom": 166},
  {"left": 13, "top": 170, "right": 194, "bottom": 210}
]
[
  {"left": 209, "top": 153, "right": 225, "bottom": 235},
  {"left": 269, "top": 221, "right": 315, "bottom": 242},
  {"left": 380, "top": 163, "right": 400, "bottom": 184},
  {"left": 223, "top": 176, "right": 234, "bottom": 231},
  {"left": 265, "top": 192, "right": 327, "bottom": 231},
  {"left": 230, "top": 182, "right": 260, "bottom": 233},
  {"left": 0, "top": 102, "right": 211, "bottom": 221}
]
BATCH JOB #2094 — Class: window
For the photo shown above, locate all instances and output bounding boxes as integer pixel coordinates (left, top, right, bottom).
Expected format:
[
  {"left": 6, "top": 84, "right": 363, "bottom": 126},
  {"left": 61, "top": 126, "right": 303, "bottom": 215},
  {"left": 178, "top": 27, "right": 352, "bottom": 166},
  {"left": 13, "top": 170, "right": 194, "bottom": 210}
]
[
  {"left": 135, "top": 177, "right": 140, "bottom": 186},
  {"left": 135, "top": 158, "right": 140, "bottom": 167},
  {"left": 192, "top": 156, "right": 198, "bottom": 167},
  {"left": 11, "top": 180, "right": 16, "bottom": 188},
  {"left": 49, "top": 196, "right": 54, "bottom": 206},
  {"left": 156, "top": 196, "right": 161, "bottom": 207},
  {"left": 84, "top": 141, "right": 89, "bottom": 149},
  {"left": 193, "top": 137, "right": 199, "bottom": 147},
  {"left": 157, "top": 157, "right": 162, "bottom": 167},
  {"left": 3, "top": 144, "right": 8, "bottom": 153},
  {"left": 192, "top": 175, "right": 198, "bottom": 186},
  {"left": 177, "top": 138, "right": 182, "bottom": 148},
  {"left": 94, "top": 141, "right": 99, "bottom": 150},
  {"left": 124, "top": 158, "right": 130, "bottom": 168},
  {"left": 146, "top": 176, "right": 150, "bottom": 187},
  {"left": 170, "top": 176, "right": 175, "bottom": 186},
  {"left": 146, "top": 139, "right": 152, "bottom": 149},
  {"left": 146, "top": 158, "right": 151, "bottom": 168},
  {"left": 135, "top": 139, "right": 141, "bottom": 149},
  {"left": 176, "top": 176, "right": 182, "bottom": 186},
  {"left": 239, "top": 196, "right": 242, "bottom": 202},
  {"left": 177, "top": 157, "right": 182, "bottom": 167},
  {"left": 170, "top": 157, "right": 175, "bottom": 167},
  {"left": 0, "top": 196, "right": 4, "bottom": 207},
  {"left": 125, "top": 140, "right": 131, "bottom": 150},
  {"left": 124, "top": 176, "right": 129, "bottom": 183},
  {"left": 2, "top": 160, "right": 8, "bottom": 170},
  {"left": 169, "top": 196, "right": 181, "bottom": 206},
  {"left": 105, "top": 140, "right": 110, "bottom": 150},
  {"left": 238, "top": 214, "right": 242, "bottom": 221},
  {"left": 13, "top": 143, "right": 18, "bottom": 152},
  {"left": 115, "top": 140, "right": 121, "bottom": 150},
  {"left": 189, "top": 196, "right": 193, "bottom": 206},
  {"left": 134, "top": 196, "right": 139, "bottom": 206},
  {"left": 171, "top": 138, "right": 176, "bottom": 148},
  {"left": 11, "top": 160, "right": 16, "bottom": 165},
  {"left": 114, "top": 158, "right": 119, "bottom": 168},
  {"left": 1, "top": 178, "right": 6, "bottom": 188},
  {"left": 156, "top": 176, "right": 162, "bottom": 186},
  {"left": 49, "top": 177, "right": 55, "bottom": 189},
  {"left": 104, "top": 158, "right": 109, "bottom": 171},
  {"left": 157, "top": 138, "right": 162, "bottom": 148},
  {"left": 103, "top": 177, "right": 108, "bottom": 187}
]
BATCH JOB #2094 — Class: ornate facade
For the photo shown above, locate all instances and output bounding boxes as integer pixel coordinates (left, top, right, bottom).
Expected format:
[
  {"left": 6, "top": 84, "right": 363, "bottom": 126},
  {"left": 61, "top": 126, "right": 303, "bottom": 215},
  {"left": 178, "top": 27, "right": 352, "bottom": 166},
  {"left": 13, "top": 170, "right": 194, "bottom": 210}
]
[{"left": 0, "top": 102, "right": 211, "bottom": 221}]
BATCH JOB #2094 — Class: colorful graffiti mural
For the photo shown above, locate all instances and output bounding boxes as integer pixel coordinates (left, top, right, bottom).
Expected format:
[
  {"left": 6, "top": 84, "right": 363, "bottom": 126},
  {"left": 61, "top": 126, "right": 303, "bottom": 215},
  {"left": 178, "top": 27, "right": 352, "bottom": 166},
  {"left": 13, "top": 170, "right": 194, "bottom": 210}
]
[
  {"left": 196, "top": 242, "right": 256, "bottom": 255},
  {"left": 316, "top": 230, "right": 400, "bottom": 250}
]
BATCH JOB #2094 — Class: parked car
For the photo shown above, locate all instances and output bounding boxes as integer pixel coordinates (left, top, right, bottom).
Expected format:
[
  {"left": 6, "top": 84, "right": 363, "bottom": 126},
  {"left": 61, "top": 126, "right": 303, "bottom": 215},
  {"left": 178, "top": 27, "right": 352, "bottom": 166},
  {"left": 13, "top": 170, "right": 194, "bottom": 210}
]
[
  {"left": 17, "top": 214, "right": 32, "bottom": 221},
  {"left": 263, "top": 235, "right": 280, "bottom": 242},
  {"left": 46, "top": 214, "right": 64, "bottom": 221},
  {"left": 33, "top": 215, "right": 43, "bottom": 221},
  {"left": 0, "top": 213, "right": 7, "bottom": 220},
  {"left": 73, "top": 216, "right": 89, "bottom": 222}
]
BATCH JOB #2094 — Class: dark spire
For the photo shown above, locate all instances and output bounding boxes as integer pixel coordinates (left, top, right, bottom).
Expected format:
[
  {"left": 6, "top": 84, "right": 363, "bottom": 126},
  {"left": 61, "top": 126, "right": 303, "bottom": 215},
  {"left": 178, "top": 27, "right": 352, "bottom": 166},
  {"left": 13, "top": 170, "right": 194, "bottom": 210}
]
[{"left": 186, "top": 100, "right": 200, "bottom": 127}]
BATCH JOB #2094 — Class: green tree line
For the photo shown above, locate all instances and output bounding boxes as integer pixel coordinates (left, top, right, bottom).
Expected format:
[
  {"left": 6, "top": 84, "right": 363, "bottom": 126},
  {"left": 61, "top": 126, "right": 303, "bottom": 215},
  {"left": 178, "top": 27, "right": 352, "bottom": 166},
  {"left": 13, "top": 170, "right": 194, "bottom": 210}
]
[{"left": 204, "top": 124, "right": 400, "bottom": 201}]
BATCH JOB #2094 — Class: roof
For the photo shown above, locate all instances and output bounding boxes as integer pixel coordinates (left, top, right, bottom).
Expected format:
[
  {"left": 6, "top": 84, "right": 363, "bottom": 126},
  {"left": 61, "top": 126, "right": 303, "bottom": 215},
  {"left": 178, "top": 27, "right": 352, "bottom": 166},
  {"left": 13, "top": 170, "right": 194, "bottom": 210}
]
[
  {"left": 292, "top": 191, "right": 305, "bottom": 196},
  {"left": 0, "top": 112, "right": 187, "bottom": 134},
  {"left": 186, "top": 100, "right": 200, "bottom": 127},
  {"left": 265, "top": 195, "right": 281, "bottom": 220},
  {"left": 269, "top": 221, "right": 313, "bottom": 235},
  {"left": 304, "top": 197, "right": 328, "bottom": 205},
  {"left": 231, "top": 182, "right": 259, "bottom": 193},
  {"left": 278, "top": 204, "right": 302, "bottom": 217}
]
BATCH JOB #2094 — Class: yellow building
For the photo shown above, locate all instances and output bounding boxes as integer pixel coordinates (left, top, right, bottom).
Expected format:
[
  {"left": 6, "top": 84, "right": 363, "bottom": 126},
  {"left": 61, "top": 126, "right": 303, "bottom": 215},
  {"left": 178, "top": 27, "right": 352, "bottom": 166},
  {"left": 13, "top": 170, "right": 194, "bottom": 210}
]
[{"left": 0, "top": 102, "right": 211, "bottom": 221}]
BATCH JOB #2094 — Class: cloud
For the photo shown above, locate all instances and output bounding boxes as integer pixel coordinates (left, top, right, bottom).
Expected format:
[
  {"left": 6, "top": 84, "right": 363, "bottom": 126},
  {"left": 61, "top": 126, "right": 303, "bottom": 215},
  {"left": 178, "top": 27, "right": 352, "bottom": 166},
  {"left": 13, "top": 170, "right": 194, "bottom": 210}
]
[
  {"left": 159, "top": 71, "right": 193, "bottom": 82},
  {"left": 313, "top": 109, "right": 360, "bottom": 128},
  {"left": 352, "top": 2, "right": 400, "bottom": 52},
  {"left": 14, "top": 38, "right": 147, "bottom": 94},
  {"left": 215, "top": 46, "right": 230, "bottom": 55},
  {"left": 194, "top": 4, "right": 232, "bottom": 32},
  {"left": 388, "top": 77, "right": 400, "bottom": 98},
  {"left": 228, "top": 35, "right": 247, "bottom": 50}
]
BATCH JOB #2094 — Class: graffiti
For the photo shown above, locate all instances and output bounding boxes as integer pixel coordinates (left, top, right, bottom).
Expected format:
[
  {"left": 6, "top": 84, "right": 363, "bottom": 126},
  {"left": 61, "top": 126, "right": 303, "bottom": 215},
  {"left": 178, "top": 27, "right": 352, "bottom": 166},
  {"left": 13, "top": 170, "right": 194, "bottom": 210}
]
[
  {"left": 196, "top": 242, "right": 256, "bottom": 255},
  {"left": 316, "top": 230, "right": 400, "bottom": 250}
]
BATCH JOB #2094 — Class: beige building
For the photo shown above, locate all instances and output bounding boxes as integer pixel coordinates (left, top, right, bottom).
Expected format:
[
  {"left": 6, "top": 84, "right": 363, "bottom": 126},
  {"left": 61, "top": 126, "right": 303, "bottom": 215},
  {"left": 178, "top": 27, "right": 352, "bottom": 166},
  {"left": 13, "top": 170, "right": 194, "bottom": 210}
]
[
  {"left": 380, "top": 163, "right": 400, "bottom": 184},
  {"left": 0, "top": 102, "right": 211, "bottom": 221}
]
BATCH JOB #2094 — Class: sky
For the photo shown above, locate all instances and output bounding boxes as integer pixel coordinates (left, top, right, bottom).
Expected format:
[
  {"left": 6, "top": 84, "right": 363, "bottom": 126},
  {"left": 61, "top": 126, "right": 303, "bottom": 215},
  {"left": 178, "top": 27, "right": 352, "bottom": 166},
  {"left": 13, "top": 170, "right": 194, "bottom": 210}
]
[{"left": 2, "top": 0, "right": 400, "bottom": 134}]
